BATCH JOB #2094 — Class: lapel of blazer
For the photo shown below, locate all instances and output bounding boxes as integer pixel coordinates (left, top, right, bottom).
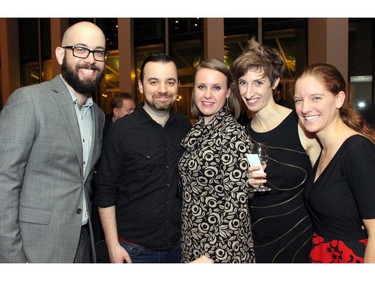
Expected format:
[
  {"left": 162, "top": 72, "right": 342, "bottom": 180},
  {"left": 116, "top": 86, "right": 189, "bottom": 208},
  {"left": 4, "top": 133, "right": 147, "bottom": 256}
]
[
  {"left": 50, "top": 75, "right": 84, "bottom": 176},
  {"left": 84, "top": 103, "right": 100, "bottom": 181}
]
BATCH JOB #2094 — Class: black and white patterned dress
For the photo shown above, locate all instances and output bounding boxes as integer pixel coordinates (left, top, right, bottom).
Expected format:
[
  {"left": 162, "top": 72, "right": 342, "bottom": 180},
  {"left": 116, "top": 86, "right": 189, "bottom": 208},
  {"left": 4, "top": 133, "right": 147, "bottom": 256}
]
[{"left": 178, "top": 107, "right": 255, "bottom": 263}]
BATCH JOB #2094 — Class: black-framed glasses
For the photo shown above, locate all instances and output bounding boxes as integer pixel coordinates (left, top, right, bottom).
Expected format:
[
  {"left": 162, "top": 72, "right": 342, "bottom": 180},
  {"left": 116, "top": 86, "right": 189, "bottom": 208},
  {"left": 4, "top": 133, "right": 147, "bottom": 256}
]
[{"left": 62, "top": 46, "right": 109, "bottom": 62}]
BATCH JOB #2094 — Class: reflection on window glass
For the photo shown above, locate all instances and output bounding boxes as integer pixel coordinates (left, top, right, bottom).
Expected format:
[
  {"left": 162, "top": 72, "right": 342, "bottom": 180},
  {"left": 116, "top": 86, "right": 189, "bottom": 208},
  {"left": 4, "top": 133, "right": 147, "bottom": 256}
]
[
  {"left": 263, "top": 25, "right": 307, "bottom": 106},
  {"left": 170, "top": 18, "right": 202, "bottom": 35},
  {"left": 169, "top": 19, "right": 203, "bottom": 119},
  {"left": 19, "top": 19, "right": 38, "bottom": 63},
  {"left": 171, "top": 39, "right": 203, "bottom": 84},
  {"left": 349, "top": 19, "right": 374, "bottom": 126},
  {"left": 98, "top": 49, "right": 122, "bottom": 114},
  {"left": 19, "top": 18, "right": 51, "bottom": 85},
  {"left": 224, "top": 34, "right": 251, "bottom": 66},
  {"left": 134, "top": 18, "right": 166, "bottom": 105},
  {"left": 134, "top": 18, "right": 165, "bottom": 45},
  {"left": 103, "top": 49, "right": 120, "bottom": 103},
  {"left": 264, "top": 30, "right": 297, "bottom": 81},
  {"left": 40, "top": 18, "right": 51, "bottom": 63},
  {"left": 21, "top": 62, "right": 39, "bottom": 86},
  {"left": 96, "top": 18, "right": 118, "bottom": 51},
  {"left": 224, "top": 18, "right": 258, "bottom": 67}
]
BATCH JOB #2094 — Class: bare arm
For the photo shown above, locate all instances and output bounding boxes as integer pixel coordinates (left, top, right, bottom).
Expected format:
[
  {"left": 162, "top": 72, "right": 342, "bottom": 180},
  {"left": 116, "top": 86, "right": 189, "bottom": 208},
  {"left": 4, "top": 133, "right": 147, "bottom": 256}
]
[
  {"left": 298, "top": 121, "right": 321, "bottom": 166},
  {"left": 363, "top": 219, "right": 375, "bottom": 263},
  {"left": 98, "top": 206, "right": 132, "bottom": 263}
]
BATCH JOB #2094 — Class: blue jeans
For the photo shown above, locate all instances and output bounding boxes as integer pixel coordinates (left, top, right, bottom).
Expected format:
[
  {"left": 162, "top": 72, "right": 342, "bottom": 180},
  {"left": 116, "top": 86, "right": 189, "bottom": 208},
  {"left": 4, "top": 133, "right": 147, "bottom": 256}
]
[{"left": 119, "top": 239, "right": 181, "bottom": 263}]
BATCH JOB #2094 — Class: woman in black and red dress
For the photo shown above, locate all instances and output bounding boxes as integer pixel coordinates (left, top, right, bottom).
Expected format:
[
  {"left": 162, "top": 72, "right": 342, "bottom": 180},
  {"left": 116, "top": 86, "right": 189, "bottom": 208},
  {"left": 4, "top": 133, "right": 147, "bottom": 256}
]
[{"left": 294, "top": 63, "right": 375, "bottom": 263}]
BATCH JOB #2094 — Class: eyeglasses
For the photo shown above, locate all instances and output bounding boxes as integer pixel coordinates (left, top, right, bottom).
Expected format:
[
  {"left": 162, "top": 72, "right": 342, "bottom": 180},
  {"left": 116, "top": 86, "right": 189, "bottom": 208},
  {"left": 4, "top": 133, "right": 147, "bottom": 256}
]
[{"left": 62, "top": 46, "right": 109, "bottom": 62}]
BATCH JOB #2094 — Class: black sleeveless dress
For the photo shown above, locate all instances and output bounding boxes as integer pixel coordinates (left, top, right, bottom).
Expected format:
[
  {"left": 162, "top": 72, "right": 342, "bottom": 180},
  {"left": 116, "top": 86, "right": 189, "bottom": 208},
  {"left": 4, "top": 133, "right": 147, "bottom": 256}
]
[{"left": 246, "top": 111, "right": 313, "bottom": 263}]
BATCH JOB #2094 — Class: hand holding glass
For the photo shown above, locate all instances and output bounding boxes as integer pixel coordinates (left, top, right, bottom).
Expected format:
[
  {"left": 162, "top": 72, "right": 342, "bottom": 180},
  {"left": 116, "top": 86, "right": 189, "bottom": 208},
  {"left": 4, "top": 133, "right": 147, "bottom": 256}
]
[{"left": 246, "top": 142, "right": 271, "bottom": 192}]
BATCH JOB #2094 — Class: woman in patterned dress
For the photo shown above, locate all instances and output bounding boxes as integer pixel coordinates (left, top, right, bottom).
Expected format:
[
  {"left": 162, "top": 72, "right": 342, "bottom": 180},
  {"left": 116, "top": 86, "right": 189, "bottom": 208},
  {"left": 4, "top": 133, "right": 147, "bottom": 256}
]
[
  {"left": 178, "top": 58, "right": 255, "bottom": 263},
  {"left": 294, "top": 63, "right": 375, "bottom": 262}
]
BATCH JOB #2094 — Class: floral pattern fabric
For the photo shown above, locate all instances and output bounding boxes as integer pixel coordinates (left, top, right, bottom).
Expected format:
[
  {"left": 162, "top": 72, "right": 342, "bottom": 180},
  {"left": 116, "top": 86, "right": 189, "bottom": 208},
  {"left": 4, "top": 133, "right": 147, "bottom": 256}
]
[
  {"left": 310, "top": 232, "right": 367, "bottom": 263},
  {"left": 178, "top": 107, "right": 255, "bottom": 263}
]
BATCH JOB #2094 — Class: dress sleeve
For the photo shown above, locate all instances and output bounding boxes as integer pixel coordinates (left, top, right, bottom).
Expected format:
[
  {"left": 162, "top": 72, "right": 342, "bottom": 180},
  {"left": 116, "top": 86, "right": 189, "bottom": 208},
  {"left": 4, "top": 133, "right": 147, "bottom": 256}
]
[{"left": 344, "top": 137, "right": 375, "bottom": 219}]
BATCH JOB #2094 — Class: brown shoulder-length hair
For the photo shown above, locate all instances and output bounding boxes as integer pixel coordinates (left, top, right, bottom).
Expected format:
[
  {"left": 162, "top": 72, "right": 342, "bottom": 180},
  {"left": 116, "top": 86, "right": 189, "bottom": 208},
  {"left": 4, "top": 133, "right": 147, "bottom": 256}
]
[
  {"left": 295, "top": 63, "right": 375, "bottom": 143},
  {"left": 190, "top": 58, "right": 241, "bottom": 119}
]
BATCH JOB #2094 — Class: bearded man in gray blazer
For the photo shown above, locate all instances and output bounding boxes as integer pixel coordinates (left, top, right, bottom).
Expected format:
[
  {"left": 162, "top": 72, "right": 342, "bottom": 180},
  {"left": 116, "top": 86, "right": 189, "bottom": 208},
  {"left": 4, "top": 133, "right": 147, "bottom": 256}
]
[{"left": 0, "top": 21, "right": 107, "bottom": 263}]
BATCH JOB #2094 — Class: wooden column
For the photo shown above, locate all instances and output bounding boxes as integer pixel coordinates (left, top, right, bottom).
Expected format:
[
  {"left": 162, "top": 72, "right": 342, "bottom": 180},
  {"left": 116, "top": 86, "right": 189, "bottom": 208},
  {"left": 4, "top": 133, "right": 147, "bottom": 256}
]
[
  {"left": 0, "top": 18, "right": 20, "bottom": 107},
  {"left": 204, "top": 18, "right": 224, "bottom": 61},
  {"left": 308, "top": 18, "right": 349, "bottom": 82},
  {"left": 117, "top": 18, "right": 135, "bottom": 99}
]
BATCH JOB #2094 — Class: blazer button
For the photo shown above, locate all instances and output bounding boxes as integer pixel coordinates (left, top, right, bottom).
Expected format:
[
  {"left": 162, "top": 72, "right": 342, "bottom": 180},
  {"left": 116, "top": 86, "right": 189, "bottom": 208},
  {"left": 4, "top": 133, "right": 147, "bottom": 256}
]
[{"left": 76, "top": 208, "right": 82, "bottom": 214}]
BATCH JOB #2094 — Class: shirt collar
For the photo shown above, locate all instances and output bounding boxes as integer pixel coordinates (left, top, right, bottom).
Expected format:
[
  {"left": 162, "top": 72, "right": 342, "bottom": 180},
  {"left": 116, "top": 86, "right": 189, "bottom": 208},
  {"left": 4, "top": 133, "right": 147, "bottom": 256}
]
[{"left": 60, "top": 74, "right": 93, "bottom": 108}]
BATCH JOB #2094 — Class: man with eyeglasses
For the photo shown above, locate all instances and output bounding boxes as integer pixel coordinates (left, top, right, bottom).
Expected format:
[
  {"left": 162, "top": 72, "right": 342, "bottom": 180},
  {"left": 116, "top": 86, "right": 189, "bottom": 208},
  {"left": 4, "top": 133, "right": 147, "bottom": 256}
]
[{"left": 0, "top": 21, "right": 106, "bottom": 263}]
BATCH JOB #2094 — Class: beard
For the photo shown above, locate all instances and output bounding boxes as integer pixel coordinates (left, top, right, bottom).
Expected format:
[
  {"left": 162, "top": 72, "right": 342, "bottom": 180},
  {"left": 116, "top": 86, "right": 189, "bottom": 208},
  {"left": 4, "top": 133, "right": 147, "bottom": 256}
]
[
  {"left": 144, "top": 93, "right": 175, "bottom": 112},
  {"left": 61, "top": 58, "right": 105, "bottom": 96}
]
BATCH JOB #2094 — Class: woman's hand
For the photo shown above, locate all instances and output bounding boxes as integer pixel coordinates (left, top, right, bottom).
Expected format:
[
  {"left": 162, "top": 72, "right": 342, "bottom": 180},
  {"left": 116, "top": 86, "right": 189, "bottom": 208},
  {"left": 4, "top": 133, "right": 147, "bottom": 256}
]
[
  {"left": 247, "top": 164, "right": 267, "bottom": 191},
  {"left": 190, "top": 255, "right": 214, "bottom": 263}
]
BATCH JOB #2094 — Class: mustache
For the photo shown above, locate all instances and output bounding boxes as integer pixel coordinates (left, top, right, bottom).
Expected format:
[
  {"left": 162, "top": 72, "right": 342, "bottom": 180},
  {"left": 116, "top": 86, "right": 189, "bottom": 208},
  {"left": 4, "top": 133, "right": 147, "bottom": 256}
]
[
  {"left": 77, "top": 64, "right": 99, "bottom": 71},
  {"left": 155, "top": 92, "right": 171, "bottom": 98}
]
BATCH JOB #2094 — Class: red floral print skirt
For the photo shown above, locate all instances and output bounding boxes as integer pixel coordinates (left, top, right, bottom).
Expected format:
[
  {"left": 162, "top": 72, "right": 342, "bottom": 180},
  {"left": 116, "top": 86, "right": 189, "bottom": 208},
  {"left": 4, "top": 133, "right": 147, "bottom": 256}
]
[{"left": 310, "top": 232, "right": 367, "bottom": 263}]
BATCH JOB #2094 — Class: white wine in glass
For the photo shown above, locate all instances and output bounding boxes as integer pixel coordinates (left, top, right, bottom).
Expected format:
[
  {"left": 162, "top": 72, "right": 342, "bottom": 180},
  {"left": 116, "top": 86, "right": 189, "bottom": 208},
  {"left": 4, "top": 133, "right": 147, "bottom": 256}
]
[{"left": 249, "top": 142, "right": 271, "bottom": 192}]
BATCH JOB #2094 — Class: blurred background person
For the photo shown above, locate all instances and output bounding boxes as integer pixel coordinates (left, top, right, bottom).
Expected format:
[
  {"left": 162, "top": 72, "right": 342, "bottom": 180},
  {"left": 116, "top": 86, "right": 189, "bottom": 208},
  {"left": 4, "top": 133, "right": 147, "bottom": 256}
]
[
  {"left": 179, "top": 58, "right": 255, "bottom": 263},
  {"left": 294, "top": 63, "right": 375, "bottom": 263},
  {"left": 103, "top": 92, "right": 136, "bottom": 137},
  {"left": 231, "top": 37, "right": 321, "bottom": 263},
  {"left": 274, "top": 83, "right": 293, "bottom": 109}
]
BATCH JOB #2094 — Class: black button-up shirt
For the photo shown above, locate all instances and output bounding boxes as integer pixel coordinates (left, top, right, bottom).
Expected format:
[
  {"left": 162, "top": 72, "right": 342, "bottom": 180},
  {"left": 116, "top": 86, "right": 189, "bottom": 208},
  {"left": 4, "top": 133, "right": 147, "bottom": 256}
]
[{"left": 96, "top": 106, "right": 191, "bottom": 250}]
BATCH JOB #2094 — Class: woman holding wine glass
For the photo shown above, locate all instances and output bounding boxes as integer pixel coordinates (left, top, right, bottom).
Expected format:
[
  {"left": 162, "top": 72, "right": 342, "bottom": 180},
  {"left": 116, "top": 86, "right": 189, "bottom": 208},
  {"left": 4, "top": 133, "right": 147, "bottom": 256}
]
[
  {"left": 247, "top": 142, "right": 270, "bottom": 192},
  {"left": 231, "top": 37, "right": 321, "bottom": 263},
  {"left": 294, "top": 63, "right": 375, "bottom": 262}
]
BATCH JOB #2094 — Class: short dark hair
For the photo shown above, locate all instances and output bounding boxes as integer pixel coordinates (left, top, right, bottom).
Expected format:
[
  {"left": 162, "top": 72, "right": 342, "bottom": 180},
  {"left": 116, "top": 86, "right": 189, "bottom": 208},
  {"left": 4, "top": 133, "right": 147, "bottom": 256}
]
[
  {"left": 110, "top": 92, "right": 134, "bottom": 111},
  {"left": 139, "top": 53, "right": 178, "bottom": 82},
  {"left": 231, "top": 37, "right": 285, "bottom": 103}
]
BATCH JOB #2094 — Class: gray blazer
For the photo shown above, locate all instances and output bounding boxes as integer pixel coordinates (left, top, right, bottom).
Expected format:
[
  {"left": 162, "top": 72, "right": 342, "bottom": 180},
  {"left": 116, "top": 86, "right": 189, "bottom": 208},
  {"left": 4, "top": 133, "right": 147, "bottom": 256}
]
[{"left": 0, "top": 75, "right": 104, "bottom": 263}]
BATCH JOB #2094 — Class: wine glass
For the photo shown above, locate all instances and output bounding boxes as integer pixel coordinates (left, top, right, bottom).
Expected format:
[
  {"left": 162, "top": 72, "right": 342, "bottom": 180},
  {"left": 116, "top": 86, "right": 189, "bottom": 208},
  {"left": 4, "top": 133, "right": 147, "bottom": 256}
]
[{"left": 248, "top": 142, "right": 271, "bottom": 192}]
